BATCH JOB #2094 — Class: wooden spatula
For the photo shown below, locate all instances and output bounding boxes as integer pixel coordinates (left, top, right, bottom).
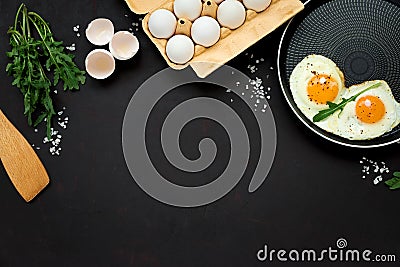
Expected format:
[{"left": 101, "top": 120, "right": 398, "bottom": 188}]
[{"left": 0, "top": 109, "right": 49, "bottom": 202}]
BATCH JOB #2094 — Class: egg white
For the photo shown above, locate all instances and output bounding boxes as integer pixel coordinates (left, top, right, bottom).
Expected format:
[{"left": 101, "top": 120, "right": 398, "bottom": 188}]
[
  {"left": 290, "top": 55, "right": 345, "bottom": 117},
  {"left": 290, "top": 54, "right": 345, "bottom": 133},
  {"left": 336, "top": 80, "right": 400, "bottom": 140}
]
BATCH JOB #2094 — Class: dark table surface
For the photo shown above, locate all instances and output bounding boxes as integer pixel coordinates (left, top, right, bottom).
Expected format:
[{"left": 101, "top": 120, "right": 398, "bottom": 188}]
[{"left": 0, "top": 0, "right": 400, "bottom": 266}]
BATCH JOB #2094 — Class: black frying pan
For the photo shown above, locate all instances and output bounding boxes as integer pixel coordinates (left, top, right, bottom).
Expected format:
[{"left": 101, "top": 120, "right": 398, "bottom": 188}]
[{"left": 278, "top": 0, "right": 400, "bottom": 148}]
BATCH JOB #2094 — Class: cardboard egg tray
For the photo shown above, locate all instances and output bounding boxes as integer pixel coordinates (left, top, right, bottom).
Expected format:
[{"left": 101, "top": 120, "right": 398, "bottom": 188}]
[{"left": 125, "top": 0, "right": 304, "bottom": 78}]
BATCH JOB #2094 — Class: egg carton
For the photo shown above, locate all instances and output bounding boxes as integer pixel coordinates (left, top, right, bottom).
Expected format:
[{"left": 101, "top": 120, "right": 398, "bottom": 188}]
[{"left": 125, "top": 0, "right": 304, "bottom": 78}]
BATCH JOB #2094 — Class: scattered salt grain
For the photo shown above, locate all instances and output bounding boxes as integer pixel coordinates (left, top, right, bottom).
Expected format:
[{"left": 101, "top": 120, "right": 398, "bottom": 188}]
[
  {"left": 73, "top": 25, "right": 81, "bottom": 37},
  {"left": 373, "top": 175, "right": 383, "bottom": 185},
  {"left": 66, "top": 43, "right": 76, "bottom": 51},
  {"left": 228, "top": 51, "right": 276, "bottom": 112},
  {"left": 360, "top": 157, "right": 390, "bottom": 186},
  {"left": 128, "top": 16, "right": 144, "bottom": 33},
  {"left": 36, "top": 107, "right": 70, "bottom": 156},
  {"left": 248, "top": 65, "right": 258, "bottom": 73}
]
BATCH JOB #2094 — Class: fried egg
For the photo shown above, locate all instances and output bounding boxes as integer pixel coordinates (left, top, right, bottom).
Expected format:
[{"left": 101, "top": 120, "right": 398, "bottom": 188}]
[
  {"left": 336, "top": 81, "right": 400, "bottom": 140},
  {"left": 290, "top": 54, "right": 345, "bottom": 132}
]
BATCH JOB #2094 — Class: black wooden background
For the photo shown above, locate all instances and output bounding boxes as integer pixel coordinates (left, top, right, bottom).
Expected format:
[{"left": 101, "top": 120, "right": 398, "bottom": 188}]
[{"left": 0, "top": 0, "right": 399, "bottom": 266}]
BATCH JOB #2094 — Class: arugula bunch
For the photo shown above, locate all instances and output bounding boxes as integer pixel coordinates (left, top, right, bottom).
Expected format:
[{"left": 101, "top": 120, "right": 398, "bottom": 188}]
[{"left": 6, "top": 4, "right": 85, "bottom": 138}]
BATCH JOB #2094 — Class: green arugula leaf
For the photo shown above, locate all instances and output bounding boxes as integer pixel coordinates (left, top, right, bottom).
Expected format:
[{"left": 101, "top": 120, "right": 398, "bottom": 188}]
[
  {"left": 385, "top": 177, "right": 400, "bottom": 190},
  {"left": 312, "top": 82, "right": 382, "bottom": 122}
]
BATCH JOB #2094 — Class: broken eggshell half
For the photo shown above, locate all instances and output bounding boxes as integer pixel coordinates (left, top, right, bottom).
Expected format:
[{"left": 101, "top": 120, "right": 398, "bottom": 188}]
[
  {"left": 85, "top": 49, "right": 115, "bottom": 79},
  {"left": 109, "top": 31, "right": 140, "bottom": 60},
  {"left": 86, "top": 18, "right": 115, "bottom": 46}
]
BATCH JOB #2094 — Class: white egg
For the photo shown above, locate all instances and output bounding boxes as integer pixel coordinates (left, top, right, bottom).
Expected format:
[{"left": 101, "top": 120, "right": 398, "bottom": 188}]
[
  {"left": 243, "top": 0, "right": 271, "bottom": 12},
  {"left": 335, "top": 81, "right": 400, "bottom": 140},
  {"left": 166, "top": 35, "right": 195, "bottom": 64},
  {"left": 191, "top": 16, "right": 221, "bottom": 47},
  {"left": 148, "top": 9, "right": 177, "bottom": 39},
  {"left": 290, "top": 54, "right": 345, "bottom": 125},
  {"left": 174, "top": 0, "right": 203, "bottom": 21},
  {"left": 217, "top": 0, "right": 246, "bottom": 30}
]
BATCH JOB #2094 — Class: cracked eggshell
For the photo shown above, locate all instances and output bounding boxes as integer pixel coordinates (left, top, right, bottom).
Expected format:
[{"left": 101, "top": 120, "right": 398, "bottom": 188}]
[
  {"left": 243, "top": 0, "right": 272, "bottom": 12},
  {"left": 109, "top": 31, "right": 139, "bottom": 60},
  {"left": 85, "top": 49, "right": 115, "bottom": 79},
  {"left": 166, "top": 35, "right": 195, "bottom": 64},
  {"left": 174, "top": 0, "right": 203, "bottom": 21},
  {"left": 191, "top": 16, "right": 220, "bottom": 47},
  {"left": 217, "top": 0, "right": 246, "bottom": 30},
  {"left": 85, "top": 18, "right": 114, "bottom": 46},
  {"left": 148, "top": 9, "right": 177, "bottom": 39}
]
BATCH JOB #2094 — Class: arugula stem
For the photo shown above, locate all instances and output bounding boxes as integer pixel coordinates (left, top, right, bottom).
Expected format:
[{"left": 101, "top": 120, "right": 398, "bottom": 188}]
[
  {"left": 28, "top": 12, "right": 53, "bottom": 40},
  {"left": 7, "top": 29, "right": 23, "bottom": 44},
  {"left": 313, "top": 82, "right": 382, "bottom": 122},
  {"left": 28, "top": 16, "right": 63, "bottom": 75},
  {"left": 14, "top": 4, "right": 24, "bottom": 32},
  {"left": 21, "top": 7, "right": 27, "bottom": 41},
  {"left": 24, "top": 6, "right": 31, "bottom": 38}
]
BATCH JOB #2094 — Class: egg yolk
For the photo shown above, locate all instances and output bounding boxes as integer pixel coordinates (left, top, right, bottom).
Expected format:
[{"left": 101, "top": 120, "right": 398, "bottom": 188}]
[
  {"left": 356, "top": 95, "right": 386, "bottom": 124},
  {"left": 307, "top": 74, "right": 339, "bottom": 104}
]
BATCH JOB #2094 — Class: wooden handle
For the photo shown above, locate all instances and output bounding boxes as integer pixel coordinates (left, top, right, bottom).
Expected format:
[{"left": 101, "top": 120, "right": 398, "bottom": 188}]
[{"left": 0, "top": 110, "right": 49, "bottom": 202}]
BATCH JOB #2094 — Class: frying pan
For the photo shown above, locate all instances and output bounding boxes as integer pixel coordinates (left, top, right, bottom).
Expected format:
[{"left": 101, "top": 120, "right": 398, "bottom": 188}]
[{"left": 278, "top": 0, "right": 400, "bottom": 148}]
